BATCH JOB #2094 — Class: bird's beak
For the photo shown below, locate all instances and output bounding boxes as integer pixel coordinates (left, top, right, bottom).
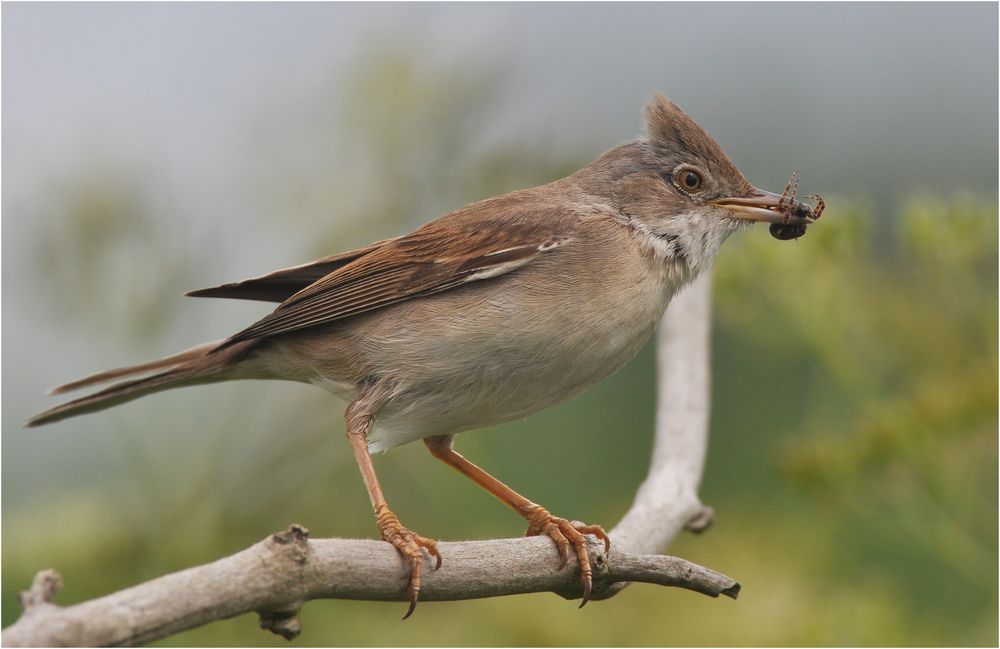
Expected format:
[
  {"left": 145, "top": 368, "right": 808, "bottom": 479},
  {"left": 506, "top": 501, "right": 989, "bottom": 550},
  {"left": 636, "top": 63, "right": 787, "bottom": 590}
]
[{"left": 710, "top": 188, "right": 818, "bottom": 225}]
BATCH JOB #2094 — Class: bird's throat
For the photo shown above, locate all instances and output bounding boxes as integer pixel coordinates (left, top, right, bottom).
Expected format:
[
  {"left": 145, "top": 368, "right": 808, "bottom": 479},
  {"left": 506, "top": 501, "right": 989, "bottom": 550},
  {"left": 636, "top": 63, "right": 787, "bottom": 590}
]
[{"left": 626, "top": 214, "right": 732, "bottom": 282}]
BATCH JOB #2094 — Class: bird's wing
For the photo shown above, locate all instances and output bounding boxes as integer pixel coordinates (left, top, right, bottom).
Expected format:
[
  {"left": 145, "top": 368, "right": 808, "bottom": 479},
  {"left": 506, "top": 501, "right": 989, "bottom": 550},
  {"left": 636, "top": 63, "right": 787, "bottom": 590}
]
[
  {"left": 217, "top": 205, "right": 575, "bottom": 348},
  {"left": 185, "top": 238, "right": 399, "bottom": 303}
]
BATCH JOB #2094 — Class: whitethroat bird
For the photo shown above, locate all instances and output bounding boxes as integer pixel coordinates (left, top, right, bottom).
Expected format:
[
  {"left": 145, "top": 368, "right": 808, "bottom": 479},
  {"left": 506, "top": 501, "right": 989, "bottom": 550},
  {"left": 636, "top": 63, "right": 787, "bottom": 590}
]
[{"left": 28, "top": 93, "right": 822, "bottom": 618}]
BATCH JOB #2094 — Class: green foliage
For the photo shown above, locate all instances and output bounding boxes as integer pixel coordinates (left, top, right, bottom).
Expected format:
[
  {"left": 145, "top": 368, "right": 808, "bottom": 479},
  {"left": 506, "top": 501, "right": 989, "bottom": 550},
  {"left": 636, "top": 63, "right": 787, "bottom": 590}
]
[{"left": 712, "top": 194, "right": 998, "bottom": 637}]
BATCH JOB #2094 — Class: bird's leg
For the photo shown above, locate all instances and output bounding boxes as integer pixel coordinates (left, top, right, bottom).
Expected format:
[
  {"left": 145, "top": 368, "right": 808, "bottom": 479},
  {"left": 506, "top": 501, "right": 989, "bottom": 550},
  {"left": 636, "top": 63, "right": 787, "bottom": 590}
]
[
  {"left": 424, "top": 435, "right": 610, "bottom": 606},
  {"left": 345, "top": 398, "right": 440, "bottom": 619}
]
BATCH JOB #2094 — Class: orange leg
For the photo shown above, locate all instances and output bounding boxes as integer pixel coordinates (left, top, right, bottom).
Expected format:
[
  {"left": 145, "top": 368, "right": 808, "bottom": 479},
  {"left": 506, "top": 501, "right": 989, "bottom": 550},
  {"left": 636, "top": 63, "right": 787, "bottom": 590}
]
[
  {"left": 424, "top": 435, "right": 610, "bottom": 606},
  {"left": 345, "top": 399, "right": 440, "bottom": 619}
]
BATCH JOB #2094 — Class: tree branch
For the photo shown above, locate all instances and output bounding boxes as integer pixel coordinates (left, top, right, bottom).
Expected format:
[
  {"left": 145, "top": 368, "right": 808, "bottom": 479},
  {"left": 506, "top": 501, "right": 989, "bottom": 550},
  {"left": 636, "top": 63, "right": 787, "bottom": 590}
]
[
  {"left": 612, "top": 270, "right": 714, "bottom": 555},
  {"left": 4, "top": 526, "right": 738, "bottom": 647},
  {"left": 3, "top": 273, "right": 726, "bottom": 647}
]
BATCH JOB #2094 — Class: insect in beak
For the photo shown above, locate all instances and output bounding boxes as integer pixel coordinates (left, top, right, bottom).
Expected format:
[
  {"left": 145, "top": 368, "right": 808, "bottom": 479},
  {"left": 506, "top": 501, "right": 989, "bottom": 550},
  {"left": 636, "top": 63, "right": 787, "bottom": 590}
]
[{"left": 710, "top": 171, "right": 824, "bottom": 240}]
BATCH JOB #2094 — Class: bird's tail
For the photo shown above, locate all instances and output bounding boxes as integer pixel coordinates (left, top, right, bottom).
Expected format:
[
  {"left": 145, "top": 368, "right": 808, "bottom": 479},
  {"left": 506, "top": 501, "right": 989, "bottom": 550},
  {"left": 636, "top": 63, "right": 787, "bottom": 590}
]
[{"left": 26, "top": 340, "right": 256, "bottom": 427}]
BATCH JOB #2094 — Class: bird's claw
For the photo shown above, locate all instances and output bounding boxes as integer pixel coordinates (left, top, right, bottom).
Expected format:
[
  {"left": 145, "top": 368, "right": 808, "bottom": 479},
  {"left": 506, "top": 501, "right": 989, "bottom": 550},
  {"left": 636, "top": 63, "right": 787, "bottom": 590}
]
[
  {"left": 375, "top": 507, "right": 440, "bottom": 620},
  {"left": 524, "top": 509, "right": 609, "bottom": 607}
]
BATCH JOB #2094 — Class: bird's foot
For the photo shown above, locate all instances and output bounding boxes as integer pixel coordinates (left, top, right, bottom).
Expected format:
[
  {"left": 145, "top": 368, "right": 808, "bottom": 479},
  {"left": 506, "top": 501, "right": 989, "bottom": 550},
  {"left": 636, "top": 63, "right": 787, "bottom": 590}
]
[
  {"left": 375, "top": 506, "right": 441, "bottom": 619},
  {"left": 522, "top": 505, "right": 610, "bottom": 606}
]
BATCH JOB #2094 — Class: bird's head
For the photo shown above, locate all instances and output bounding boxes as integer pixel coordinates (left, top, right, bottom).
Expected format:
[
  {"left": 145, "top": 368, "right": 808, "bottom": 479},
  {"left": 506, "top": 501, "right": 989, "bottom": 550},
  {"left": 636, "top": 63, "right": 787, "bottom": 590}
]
[{"left": 600, "top": 93, "right": 819, "bottom": 273}]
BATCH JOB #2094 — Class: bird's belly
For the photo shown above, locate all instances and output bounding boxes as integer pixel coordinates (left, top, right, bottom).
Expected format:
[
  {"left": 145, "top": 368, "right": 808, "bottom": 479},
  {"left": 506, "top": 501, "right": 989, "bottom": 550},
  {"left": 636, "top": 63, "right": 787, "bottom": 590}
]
[
  {"left": 354, "top": 277, "right": 672, "bottom": 452},
  {"left": 368, "top": 328, "right": 653, "bottom": 451}
]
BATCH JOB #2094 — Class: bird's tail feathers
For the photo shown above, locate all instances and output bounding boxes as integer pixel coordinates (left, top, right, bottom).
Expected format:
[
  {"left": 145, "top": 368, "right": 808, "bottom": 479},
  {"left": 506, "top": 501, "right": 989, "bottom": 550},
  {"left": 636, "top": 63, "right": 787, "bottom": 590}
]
[
  {"left": 47, "top": 340, "right": 224, "bottom": 395},
  {"left": 27, "top": 340, "right": 254, "bottom": 427}
]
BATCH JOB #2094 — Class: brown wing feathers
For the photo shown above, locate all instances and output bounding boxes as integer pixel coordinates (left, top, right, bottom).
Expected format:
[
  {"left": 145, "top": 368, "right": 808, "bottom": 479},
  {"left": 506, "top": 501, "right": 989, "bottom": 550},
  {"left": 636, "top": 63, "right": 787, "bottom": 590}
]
[
  {"left": 216, "top": 215, "right": 571, "bottom": 348},
  {"left": 185, "top": 238, "right": 396, "bottom": 303}
]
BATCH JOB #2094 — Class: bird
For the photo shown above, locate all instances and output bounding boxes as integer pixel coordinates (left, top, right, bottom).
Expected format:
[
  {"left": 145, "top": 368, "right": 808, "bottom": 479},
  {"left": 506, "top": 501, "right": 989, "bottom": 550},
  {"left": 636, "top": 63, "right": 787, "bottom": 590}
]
[{"left": 28, "top": 93, "right": 819, "bottom": 618}]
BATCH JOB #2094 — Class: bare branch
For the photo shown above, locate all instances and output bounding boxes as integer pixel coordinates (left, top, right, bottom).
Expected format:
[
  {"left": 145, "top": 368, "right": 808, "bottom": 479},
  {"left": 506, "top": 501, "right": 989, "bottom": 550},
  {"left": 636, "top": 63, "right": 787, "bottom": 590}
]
[
  {"left": 611, "top": 270, "right": 714, "bottom": 556},
  {"left": 3, "top": 526, "right": 737, "bottom": 647},
  {"left": 3, "top": 273, "right": 724, "bottom": 646}
]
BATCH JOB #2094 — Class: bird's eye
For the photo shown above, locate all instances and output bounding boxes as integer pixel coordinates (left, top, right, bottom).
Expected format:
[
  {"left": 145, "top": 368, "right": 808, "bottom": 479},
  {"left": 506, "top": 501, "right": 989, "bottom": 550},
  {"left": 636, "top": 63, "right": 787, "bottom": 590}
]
[{"left": 674, "top": 167, "right": 704, "bottom": 193}]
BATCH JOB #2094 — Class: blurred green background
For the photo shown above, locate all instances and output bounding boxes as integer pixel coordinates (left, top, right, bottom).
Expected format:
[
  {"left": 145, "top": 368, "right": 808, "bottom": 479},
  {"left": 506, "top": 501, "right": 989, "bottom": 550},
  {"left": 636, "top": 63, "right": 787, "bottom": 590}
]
[{"left": 3, "top": 3, "right": 997, "bottom": 646}]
